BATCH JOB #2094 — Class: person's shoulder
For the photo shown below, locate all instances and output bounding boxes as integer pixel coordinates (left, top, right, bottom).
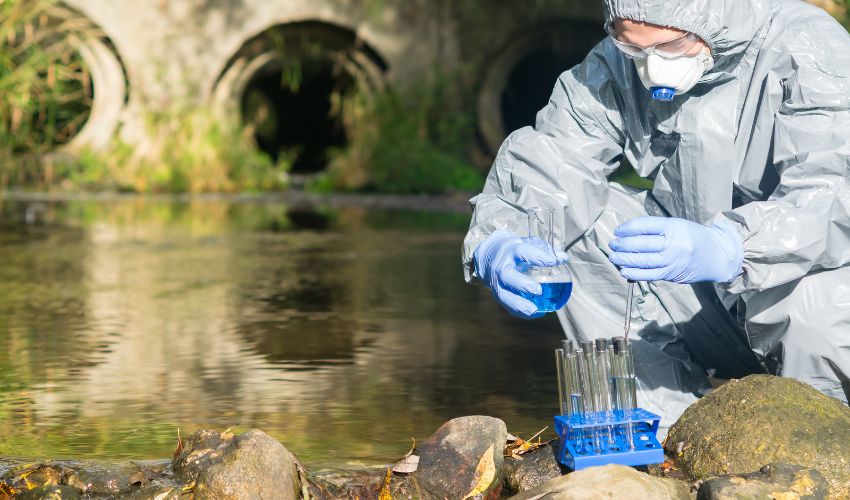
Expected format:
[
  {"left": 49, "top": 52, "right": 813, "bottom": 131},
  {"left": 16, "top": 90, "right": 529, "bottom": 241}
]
[
  {"left": 767, "top": 0, "right": 838, "bottom": 26},
  {"left": 763, "top": 0, "right": 850, "bottom": 74},
  {"left": 766, "top": 0, "right": 847, "bottom": 48},
  {"left": 568, "top": 38, "right": 631, "bottom": 87}
]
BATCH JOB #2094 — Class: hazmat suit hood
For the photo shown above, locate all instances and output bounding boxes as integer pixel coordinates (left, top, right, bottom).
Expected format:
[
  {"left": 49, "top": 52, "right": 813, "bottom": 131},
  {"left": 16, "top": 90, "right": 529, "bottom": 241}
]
[{"left": 603, "top": 0, "right": 771, "bottom": 75}]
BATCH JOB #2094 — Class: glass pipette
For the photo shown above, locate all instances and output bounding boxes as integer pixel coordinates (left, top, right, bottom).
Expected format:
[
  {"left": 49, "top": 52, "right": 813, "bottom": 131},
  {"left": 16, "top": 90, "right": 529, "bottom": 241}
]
[{"left": 624, "top": 280, "right": 635, "bottom": 342}]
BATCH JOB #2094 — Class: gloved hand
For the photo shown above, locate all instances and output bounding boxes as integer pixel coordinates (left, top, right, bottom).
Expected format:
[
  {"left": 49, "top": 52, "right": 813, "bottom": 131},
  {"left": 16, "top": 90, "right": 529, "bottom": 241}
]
[
  {"left": 608, "top": 217, "right": 744, "bottom": 284},
  {"left": 473, "top": 229, "right": 570, "bottom": 318}
]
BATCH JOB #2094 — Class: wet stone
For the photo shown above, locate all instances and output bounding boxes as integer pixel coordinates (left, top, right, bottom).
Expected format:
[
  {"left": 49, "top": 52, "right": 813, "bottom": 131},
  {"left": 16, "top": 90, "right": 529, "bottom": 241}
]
[
  {"left": 62, "top": 462, "right": 141, "bottom": 496},
  {"left": 414, "top": 415, "right": 508, "bottom": 499},
  {"left": 127, "top": 484, "right": 183, "bottom": 500},
  {"left": 305, "top": 465, "right": 440, "bottom": 499},
  {"left": 666, "top": 375, "right": 850, "bottom": 498},
  {"left": 0, "top": 463, "right": 72, "bottom": 491},
  {"left": 511, "top": 464, "right": 691, "bottom": 500},
  {"left": 125, "top": 461, "right": 178, "bottom": 497},
  {"left": 173, "top": 428, "right": 300, "bottom": 500},
  {"left": 24, "top": 465, "right": 63, "bottom": 488},
  {"left": 2, "top": 464, "right": 64, "bottom": 491},
  {"left": 172, "top": 428, "right": 235, "bottom": 482},
  {"left": 697, "top": 463, "right": 830, "bottom": 500},
  {"left": 503, "top": 445, "right": 563, "bottom": 493},
  {"left": 305, "top": 467, "right": 387, "bottom": 500},
  {"left": 15, "top": 485, "right": 82, "bottom": 500}
]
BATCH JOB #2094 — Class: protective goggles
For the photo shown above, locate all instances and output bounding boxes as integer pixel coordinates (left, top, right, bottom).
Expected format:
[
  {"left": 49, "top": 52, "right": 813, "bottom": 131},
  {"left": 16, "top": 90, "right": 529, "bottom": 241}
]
[{"left": 606, "top": 24, "right": 702, "bottom": 59}]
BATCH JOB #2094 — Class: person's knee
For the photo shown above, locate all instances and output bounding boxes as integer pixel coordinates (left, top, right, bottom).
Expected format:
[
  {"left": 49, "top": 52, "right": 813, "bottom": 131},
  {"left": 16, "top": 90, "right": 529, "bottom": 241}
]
[{"left": 745, "top": 267, "right": 850, "bottom": 401}]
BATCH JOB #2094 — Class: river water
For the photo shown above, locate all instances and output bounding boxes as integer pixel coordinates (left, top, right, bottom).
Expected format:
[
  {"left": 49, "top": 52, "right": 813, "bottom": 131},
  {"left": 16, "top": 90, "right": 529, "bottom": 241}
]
[{"left": 0, "top": 197, "right": 565, "bottom": 467}]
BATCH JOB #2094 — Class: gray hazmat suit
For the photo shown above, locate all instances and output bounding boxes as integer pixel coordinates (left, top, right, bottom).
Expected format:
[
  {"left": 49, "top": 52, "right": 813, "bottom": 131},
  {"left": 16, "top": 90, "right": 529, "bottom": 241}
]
[{"left": 463, "top": 0, "right": 850, "bottom": 428}]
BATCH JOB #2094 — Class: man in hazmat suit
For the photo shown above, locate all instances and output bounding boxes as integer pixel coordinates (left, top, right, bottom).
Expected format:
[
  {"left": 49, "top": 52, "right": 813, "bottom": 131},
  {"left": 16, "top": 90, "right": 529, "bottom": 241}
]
[{"left": 463, "top": 0, "right": 850, "bottom": 427}]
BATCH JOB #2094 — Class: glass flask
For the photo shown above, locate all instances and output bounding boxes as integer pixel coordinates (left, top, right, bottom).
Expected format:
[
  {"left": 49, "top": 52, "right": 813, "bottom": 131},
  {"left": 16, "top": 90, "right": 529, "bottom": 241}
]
[{"left": 519, "top": 208, "right": 573, "bottom": 312}]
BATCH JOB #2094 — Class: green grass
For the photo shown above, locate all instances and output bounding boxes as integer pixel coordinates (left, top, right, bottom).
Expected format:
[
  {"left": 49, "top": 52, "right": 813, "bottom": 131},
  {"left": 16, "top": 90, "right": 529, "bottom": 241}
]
[
  {"left": 0, "top": 0, "right": 93, "bottom": 186},
  {"left": 52, "top": 108, "right": 291, "bottom": 193},
  {"left": 316, "top": 69, "right": 484, "bottom": 194},
  {"left": 0, "top": 1, "right": 287, "bottom": 193}
]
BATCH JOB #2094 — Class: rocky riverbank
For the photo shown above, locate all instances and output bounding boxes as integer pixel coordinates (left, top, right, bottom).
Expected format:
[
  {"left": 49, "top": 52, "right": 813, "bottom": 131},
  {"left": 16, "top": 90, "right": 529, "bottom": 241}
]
[{"left": 2, "top": 375, "right": 848, "bottom": 499}]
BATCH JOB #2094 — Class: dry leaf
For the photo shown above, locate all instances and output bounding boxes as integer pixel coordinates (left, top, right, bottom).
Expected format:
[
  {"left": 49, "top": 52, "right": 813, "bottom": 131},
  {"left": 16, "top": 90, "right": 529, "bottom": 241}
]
[
  {"left": 390, "top": 437, "right": 419, "bottom": 473},
  {"left": 152, "top": 489, "right": 175, "bottom": 500},
  {"left": 504, "top": 427, "right": 554, "bottom": 459},
  {"left": 0, "top": 482, "right": 17, "bottom": 497},
  {"left": 173, "top": 428, "right": 184, "bottom": 460},
  {"left": 391, "top": 454, "right": 420, "bottom": 474},
  {"left": 461, "top": 444, "right": 496, "bottom": 500},
  {"left": 404, "top": 437, "right": 416, "bottom": 457},
  {"left": 661, "top": 459, "right": 678, "bottom": 473},
  {"left": 378, "top": 468, "right": 393, "bottom": 500}
]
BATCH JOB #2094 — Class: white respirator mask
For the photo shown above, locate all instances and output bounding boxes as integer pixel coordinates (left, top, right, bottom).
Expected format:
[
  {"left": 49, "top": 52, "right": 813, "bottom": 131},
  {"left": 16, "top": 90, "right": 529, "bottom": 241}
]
[{"left": 634, "top": 50, "right": 714, "bottom": 100}]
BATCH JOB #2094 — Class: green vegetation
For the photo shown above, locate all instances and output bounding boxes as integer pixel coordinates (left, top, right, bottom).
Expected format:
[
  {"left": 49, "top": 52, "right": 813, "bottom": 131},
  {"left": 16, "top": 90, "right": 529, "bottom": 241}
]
[
  {"left": 4, "top": 1, "right": 848, "bottom": 194},
  {"left": 0, "top": 0, "right": 482, "bottom": 195},
  {"left": 0, "top": 0, "right": 92, "bottom": 185},
  {"left": 0, "top": 0, "right": 287, "bottom": 193},
  {"left": 58, "top": 108, "right": 290, "bottom": 193},
  {"left": 317, "top": 69, "right": 483, "bottom": 194},
  {"left": 838, "top": 0, "right": 850, "bottom": 27}
]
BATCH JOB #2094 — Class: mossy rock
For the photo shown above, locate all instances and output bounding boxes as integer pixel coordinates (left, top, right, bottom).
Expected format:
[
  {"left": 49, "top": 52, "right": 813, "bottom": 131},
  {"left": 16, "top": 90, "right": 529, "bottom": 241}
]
[
  {"left": 511, "top": 465, "right": 690, "bottom": 500},
  {"left": 697, "top": 463, "right": 830, "bottom": 500},
  {"left": 666, "top": 375, "right": 850, "bottom": 497},
  {"left": 172, "top": 429, "right": 300, "bottom": 500}
]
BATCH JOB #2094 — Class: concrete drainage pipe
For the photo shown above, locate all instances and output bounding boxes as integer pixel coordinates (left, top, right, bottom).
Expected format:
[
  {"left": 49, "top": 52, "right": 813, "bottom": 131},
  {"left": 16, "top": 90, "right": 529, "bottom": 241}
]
[
  {"left": 212, "top": 21, "right": 387, "bottom": 173},
  {"left": 477, "top": 20, "right": 604, "bottom": 156}
]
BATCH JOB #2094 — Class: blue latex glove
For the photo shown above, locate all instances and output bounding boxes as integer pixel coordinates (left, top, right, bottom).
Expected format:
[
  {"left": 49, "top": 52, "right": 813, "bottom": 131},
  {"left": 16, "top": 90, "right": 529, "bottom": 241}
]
[
  {"left": 473, "top": 229, "right": 570, "bottom": 318},
  {"left": 608, "top": 217, "right": 744, "bottom": 284}
]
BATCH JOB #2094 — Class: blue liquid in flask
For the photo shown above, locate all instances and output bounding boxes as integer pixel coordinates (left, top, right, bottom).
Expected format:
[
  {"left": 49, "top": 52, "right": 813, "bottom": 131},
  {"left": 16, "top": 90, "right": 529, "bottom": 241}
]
[{"left": 520, "top": 281, "right": 573, "bottom": 312}]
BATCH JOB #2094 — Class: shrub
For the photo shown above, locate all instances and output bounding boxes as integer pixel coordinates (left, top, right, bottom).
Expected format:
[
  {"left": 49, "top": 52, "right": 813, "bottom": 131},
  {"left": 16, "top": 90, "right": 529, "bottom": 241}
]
[
  {"left": 321, "top": 69, "right": 484, "bottom": 194},
  {"left": 0, "top": 0, "right": 93, "bottom": 187},
  {"left": 53, "top": 108, "right": 290, "bottom": 193}
]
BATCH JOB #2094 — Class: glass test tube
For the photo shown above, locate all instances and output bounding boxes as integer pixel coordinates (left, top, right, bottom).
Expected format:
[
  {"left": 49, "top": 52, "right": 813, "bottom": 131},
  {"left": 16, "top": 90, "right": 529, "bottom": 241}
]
[
  {"left": 560, "top": 341, "right": 577, "bottom": 416},
  {"left": 625, "top": 341, "right": 637, "bottom": 405},
  {"left": 613, "top": 337, "right": 636, "bottom": 449},
  {"left": 594, "top": 338, "right": 613, "bottom": 412},
  {"left": 605, "top": 337, "right": 620, "bottom": 446},
  {"left": 594, "top": 338, "right": 616, "bottom": 446},
  {"left": 610, "top": 336, "right": 625, "bottom": 411},
  {"left": 566, "top": 343, "right": 583, "bottom": 417},
  {"left": 555, "top": 348, "right": 566, "bottom": 416},
  {"left": 610, "top": 337, "right": 628, "bottom": 448},
  {"left": 579, "top": 341, "right": 596, "bottom": 415},
  {"left": 559, "top": 341, "right": 582, "bottom": 451},
  {"left": 559, "top": 340, "right": 586, "bottom": 453},
  {"left": 606, "top": 340, "right": 617, "bottom": 395},
  {"left": 571, "top": 342, "right": 592, "bottom": 453},
  {"left": 580, "top": 341, "right": 602, "bottom": 452}
]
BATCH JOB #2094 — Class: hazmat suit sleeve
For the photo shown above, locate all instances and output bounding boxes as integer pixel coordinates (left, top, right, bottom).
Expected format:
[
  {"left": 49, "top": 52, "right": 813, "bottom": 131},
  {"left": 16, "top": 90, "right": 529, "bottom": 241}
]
[
  {"left": 462, "top": 44, "right": 626, "bottom": 282},
  {"left": 717, "top": 20, "right": 850, "bottom": 294}
]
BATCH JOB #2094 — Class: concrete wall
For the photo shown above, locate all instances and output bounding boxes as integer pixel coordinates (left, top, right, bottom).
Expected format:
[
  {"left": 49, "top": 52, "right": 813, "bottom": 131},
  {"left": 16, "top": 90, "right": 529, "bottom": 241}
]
[
  {"left": 59, "top": 0, "right": 603, "bottom": 156},
  {"left": 58, "top": 0, "right": 842, "bottom": 160}
]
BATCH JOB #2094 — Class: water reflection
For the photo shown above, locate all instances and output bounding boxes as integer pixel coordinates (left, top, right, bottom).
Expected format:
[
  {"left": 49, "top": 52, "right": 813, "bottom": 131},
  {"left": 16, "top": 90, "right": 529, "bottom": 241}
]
[{"left": 0, "top": 199, "right": 565, "bottom": 465}]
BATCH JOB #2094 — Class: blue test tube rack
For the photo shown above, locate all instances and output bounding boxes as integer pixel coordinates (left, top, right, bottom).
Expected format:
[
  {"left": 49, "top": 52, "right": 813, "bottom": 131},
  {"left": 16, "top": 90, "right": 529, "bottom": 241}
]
[{"left": 553, "top": 408, "right": 664, "bottom": 470}]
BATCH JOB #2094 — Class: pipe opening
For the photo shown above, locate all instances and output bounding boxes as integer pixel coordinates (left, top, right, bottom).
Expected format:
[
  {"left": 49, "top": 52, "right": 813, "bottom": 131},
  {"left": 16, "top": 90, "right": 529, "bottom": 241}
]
[
  {"left": 215, "top": 21, "right": 387, "bottom": 174},
  {"left": 242, "top": 58, "right": 354, "bottom": 173},
  {"left": 501, "top": 47, "right": 585, "bottom": 133},
  {"left": 5, "top": 3, "right": 99, "bottom": 153},
  {"left": 54, "top": 3, "right": 128, "bottom": 153},
  {"left": 477, "top": 21, "right": 604, "bottom": 155}
]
